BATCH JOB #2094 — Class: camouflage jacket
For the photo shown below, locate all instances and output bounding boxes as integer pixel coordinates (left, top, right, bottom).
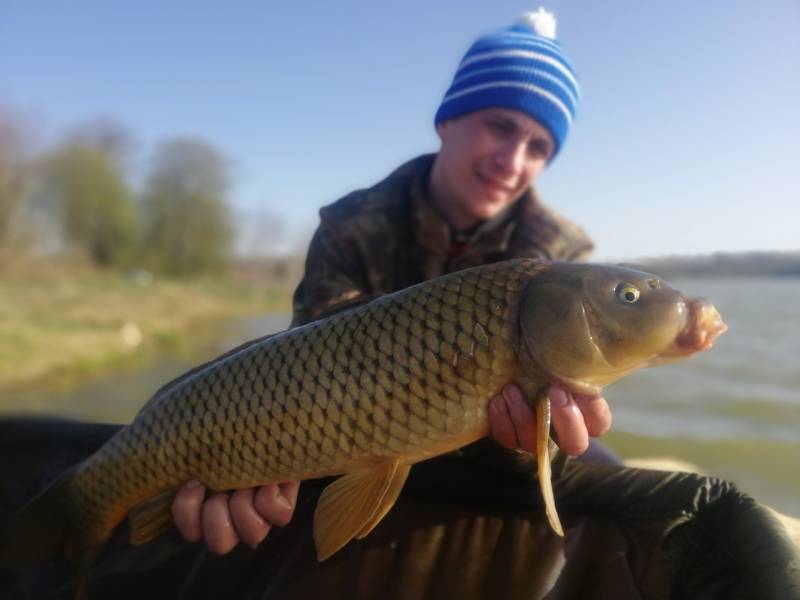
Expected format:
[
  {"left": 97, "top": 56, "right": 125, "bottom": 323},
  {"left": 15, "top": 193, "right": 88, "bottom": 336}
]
[{"left": 292, "top": 154, "right": 593, "bottom": 326}]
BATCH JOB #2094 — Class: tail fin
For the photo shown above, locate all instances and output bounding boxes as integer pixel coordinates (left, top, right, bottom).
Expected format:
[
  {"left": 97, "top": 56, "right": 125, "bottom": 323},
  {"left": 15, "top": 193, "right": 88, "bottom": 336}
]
[{"left": 0, "top": 469, "right": 77, "bottom": 567}]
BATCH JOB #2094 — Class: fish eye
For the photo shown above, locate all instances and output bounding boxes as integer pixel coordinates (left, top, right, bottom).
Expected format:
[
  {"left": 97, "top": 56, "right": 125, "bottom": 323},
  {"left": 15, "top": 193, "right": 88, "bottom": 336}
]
[{"left": 615, "top": 283, "right": 641, "bottom": 304}]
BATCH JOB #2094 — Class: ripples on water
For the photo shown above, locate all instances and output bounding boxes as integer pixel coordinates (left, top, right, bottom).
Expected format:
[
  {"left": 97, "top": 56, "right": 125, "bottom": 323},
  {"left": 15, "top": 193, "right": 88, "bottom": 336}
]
[{"left": 605, "top": 277, "right": 800, "bottom": 515}]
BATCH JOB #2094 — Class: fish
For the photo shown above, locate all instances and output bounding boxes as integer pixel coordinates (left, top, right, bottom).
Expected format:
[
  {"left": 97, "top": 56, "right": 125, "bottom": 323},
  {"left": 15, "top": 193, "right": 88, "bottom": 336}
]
[{"left": 0, "top": 259, "right": 726, "bottom": 590}]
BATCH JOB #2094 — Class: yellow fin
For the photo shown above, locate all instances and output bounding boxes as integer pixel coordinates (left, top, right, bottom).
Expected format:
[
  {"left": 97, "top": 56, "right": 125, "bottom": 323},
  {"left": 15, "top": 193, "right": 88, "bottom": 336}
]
[
  {"left": 129, "top": 488, "right": 179, "bottom": 545},
  {"left": 314, "top": 460, "right": 410, "bottom": 560},
  {"left": 535, "top": 394, "right": 564, "bottom": 536},
  {"left": 355, "top": 462, "right": 411, "bottom": 539}
]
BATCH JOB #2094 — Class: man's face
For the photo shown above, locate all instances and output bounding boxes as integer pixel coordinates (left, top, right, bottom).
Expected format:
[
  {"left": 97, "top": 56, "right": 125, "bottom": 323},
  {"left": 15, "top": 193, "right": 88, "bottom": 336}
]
[{"left": 434, "top": 108, "right": 555, "bottom": 229}]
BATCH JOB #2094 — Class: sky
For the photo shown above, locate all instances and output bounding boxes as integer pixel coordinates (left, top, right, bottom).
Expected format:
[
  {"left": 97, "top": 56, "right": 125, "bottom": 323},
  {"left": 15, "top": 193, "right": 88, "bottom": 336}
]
[{"left": 2, "top": 0, "right": 798, "bottom": 261}]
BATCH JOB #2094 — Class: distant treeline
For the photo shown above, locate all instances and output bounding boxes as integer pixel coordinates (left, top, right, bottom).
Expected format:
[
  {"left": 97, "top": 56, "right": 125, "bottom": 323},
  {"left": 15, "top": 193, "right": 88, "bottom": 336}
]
[{"left": 631, "top": 251, "right": 800, "bottom": 278}]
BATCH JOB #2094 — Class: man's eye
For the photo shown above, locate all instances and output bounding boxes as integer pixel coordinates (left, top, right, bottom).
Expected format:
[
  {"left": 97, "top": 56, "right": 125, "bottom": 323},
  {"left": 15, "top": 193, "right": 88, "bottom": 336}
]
[
  {"left": 528, "top": 140, "right": 552, "bottom": 159},
  {"left": 488, "top": 121, "right": 511, "bottom": 134}
]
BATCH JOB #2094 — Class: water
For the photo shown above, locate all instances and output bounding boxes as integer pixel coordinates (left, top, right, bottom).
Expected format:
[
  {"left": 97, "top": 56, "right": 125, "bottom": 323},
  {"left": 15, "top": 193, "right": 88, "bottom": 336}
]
[{"left": 2, "top": 278, "right": 798, "bottom": 515}]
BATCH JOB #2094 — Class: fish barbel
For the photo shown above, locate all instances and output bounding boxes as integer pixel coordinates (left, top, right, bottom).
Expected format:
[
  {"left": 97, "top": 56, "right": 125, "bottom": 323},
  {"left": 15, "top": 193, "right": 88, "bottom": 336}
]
[{"left": 0, "top": 259, "right": 726, "bottom": 580}]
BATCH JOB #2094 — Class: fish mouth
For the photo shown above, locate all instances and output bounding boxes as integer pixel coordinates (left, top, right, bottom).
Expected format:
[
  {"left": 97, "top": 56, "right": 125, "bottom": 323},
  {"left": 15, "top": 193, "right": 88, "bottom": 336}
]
[{"left": 671, "top": 297, "right": 727, "bottom": 355}]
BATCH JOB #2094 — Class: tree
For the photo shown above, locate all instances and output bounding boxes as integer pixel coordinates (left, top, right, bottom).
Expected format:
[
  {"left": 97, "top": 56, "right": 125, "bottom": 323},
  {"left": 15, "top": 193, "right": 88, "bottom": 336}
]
[
  {"left": 45, "top": 144, "right": 138, "bottom": 266},
  {"left": 141, "top": 138, "right": 234, "bottom": 275},
  {"left": 0, "top": 111, "right": 34, "bottom": 257},
  {"left": 65, "top": 117, "right": 138, "bottom": 171}
]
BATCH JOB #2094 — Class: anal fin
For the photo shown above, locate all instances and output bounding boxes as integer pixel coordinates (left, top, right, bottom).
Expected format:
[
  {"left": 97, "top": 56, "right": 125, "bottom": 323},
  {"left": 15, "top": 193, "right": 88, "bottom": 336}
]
[
  {"left": 314, "top": 460, "right": 411, "bottom": 560},
  {"left": 129, "top": 487, "right": 179, "bottom": 545}
]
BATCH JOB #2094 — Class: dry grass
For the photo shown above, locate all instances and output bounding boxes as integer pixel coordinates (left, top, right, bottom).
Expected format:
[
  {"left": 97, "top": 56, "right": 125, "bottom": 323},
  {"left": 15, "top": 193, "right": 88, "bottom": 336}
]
[{"left": 0, "top": 258, "right": 292, "bottom": 391}]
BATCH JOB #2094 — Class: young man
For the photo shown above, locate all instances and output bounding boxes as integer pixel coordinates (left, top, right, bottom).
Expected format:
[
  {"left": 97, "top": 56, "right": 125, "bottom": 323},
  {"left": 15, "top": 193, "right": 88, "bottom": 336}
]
[{"left": 172, "top": 9, "right": 613, "bottom": 554}]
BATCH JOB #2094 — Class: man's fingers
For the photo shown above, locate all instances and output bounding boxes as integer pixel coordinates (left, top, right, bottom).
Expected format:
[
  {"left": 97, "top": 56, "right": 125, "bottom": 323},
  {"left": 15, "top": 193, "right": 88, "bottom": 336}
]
[
  {"left": 229, "top": 488, "right": 271, "bottom": 548},
  {"left": 172, "top": 480, "right": 206, "bottom": 543},
  {"left": 253, "top": 482, "right": 297, "bottom": 527},
  {"left": 202, "top": 492, "right": 239, "bottom": 555},
  {"left": 502, "top": 385, "right": 538, "bottom": 453},
  {"left": 279, "top": 481, "right": 300, "bottom": 515},
  {"left": 549, "top": 387, "right": 589, "bottom": 457},
  {"left": 574, "top": 394, "right": 612, "bottom": 437},
  {"left": 488, "top": 393, "right": 518, "bottom": 449}
]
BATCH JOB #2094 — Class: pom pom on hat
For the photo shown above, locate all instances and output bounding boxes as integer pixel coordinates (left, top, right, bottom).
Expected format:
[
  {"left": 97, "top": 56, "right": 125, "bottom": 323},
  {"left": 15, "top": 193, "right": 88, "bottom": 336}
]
[
  {"left": 434, "top": 8, "right": 580, "bottom": 158},
  {"left": 517, "top": 8, "right": 557, "bottom": 39}
]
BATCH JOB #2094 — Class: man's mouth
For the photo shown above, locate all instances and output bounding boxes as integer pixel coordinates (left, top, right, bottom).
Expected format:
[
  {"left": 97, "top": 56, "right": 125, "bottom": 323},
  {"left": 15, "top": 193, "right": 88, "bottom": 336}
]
[{"left": 476, "top": 172, "right": 514, "bottom": 195}]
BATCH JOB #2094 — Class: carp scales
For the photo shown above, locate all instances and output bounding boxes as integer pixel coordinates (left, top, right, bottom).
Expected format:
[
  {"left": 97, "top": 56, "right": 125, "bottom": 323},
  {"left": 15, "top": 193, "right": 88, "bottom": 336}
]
[{"left": 0, "top": 259, "right": 726, "bottom": 580}]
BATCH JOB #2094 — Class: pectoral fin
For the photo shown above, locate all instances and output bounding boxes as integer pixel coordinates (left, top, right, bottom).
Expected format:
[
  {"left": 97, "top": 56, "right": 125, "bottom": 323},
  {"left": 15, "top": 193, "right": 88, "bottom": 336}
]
[
  {"left": 535, "top": 394, "right": 564, "bottom": 536},
  {"left": 314, "top": 460, "right": 411, "bottom": 560},
  {"left": 129, "top": 487, "right": 179, "bottom": 545}
]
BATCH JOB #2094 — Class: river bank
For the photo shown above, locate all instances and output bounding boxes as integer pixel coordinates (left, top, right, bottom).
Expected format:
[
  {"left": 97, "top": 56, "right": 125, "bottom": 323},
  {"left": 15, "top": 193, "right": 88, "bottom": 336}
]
[{"left": 0, "top": 260, "right": 292, "bottom": 397}]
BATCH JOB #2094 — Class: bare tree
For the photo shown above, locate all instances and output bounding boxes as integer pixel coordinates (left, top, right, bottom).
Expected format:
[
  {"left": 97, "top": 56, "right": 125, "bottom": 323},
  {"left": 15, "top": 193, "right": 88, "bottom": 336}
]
[
  {"left": 64, "top": 116, "right": 138, "bottom": 170},
  {"left": 0, "top": 110, "right": 35, "bottom": 257},
  {"left": 237, "top": 205, "right": 287, "bottom": 258}
]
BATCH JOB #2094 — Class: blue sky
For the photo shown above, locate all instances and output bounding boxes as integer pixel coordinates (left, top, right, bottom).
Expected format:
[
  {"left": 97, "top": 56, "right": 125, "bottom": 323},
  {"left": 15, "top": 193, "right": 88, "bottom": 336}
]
[{"left": 2, "top": 0, "right": 798, "bottom": 260}]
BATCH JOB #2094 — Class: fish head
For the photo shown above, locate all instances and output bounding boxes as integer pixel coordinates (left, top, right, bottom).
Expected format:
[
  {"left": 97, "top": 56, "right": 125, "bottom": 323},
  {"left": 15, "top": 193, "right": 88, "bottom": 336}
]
[{"left": 517, "top": 263, "right": 727, "bottom": 395}]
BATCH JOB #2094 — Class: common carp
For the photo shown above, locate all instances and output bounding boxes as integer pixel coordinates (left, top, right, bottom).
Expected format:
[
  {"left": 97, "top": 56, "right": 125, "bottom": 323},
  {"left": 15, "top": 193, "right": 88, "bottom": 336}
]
[{"left": 0, "top": 259, "right": 726, "bottom": 587}]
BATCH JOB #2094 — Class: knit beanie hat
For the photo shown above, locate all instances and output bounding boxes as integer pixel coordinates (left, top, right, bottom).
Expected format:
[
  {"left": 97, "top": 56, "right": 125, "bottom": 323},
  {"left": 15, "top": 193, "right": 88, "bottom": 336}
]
[{"left": 434, "top": 8, "right": 580, "bottom": 158}]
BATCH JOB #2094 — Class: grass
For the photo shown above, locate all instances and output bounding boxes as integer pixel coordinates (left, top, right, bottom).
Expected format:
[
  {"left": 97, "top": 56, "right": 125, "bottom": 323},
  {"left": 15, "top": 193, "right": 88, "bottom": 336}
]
[{"left": 0, "top": 259, "right": 293, "bottom": 393}]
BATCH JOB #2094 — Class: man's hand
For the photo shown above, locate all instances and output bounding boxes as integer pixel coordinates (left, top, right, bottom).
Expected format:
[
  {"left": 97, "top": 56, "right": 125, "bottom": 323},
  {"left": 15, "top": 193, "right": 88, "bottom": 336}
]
[
  {"left": 172, "top": 383, "right": 608, "bottom": 553},
  {"left": 488, "top": 384, "right": 611, "bottom": 457},
  {"left": 172, "top": 480, "right": 298, "bottom": 555}
]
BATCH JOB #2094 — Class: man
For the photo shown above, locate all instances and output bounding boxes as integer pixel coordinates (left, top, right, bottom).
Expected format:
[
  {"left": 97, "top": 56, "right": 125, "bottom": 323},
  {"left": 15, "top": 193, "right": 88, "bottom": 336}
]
[{"left": 172, "top": 9, "right": 614, "bottom": 555}]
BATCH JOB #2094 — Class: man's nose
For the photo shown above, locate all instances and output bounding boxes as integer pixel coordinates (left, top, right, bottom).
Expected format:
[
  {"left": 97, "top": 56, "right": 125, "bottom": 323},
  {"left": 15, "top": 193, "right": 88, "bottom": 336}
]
[{"left": 494, "top": 141, "right": 525, "bottom": 175}]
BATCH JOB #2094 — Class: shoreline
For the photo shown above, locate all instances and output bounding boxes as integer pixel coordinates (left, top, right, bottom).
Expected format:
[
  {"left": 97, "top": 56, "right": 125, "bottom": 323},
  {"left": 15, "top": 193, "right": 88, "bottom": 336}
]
[{"left": 0, "top": 263, "right": 293, "bottom": 397}]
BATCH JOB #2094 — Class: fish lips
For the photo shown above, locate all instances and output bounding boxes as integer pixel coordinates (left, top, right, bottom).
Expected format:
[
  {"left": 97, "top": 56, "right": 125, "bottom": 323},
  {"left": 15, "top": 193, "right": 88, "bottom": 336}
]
[{"left": 671, "top": 297, "right": 727, "bottom": 355}]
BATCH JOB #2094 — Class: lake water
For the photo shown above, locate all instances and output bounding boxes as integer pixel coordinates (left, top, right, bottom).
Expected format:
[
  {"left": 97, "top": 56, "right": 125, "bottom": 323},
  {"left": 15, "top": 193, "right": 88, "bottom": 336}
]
[{"left": 2, "top": 278, "right": 798, "bottom": 515}]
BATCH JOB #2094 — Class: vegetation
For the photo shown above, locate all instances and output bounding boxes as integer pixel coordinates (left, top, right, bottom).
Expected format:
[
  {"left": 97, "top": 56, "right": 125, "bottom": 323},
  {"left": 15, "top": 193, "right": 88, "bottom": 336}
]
[
  {"left": 140, "top": 139, "right": 234, "bottom": 275},
  {"left": 0, "top": 111, "right": 33, "bottom": 256},
  {"left": 0, "top": 258, "right": 294, "bottom": 394},
  {"left": 0, "top": 108, "right": 305, "bottom": 400},
  {"left": 44, "top": 144, "right": 138, "bottom": 267},
  {"left": 0, "top": 110, "right": 238, "bottom": 275}
]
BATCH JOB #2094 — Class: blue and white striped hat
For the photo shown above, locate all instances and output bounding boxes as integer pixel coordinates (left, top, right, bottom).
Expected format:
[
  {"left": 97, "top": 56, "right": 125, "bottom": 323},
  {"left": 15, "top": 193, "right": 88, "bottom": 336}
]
[{"left": 434, "top": 9, "right": 580, "bottom": 158}]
